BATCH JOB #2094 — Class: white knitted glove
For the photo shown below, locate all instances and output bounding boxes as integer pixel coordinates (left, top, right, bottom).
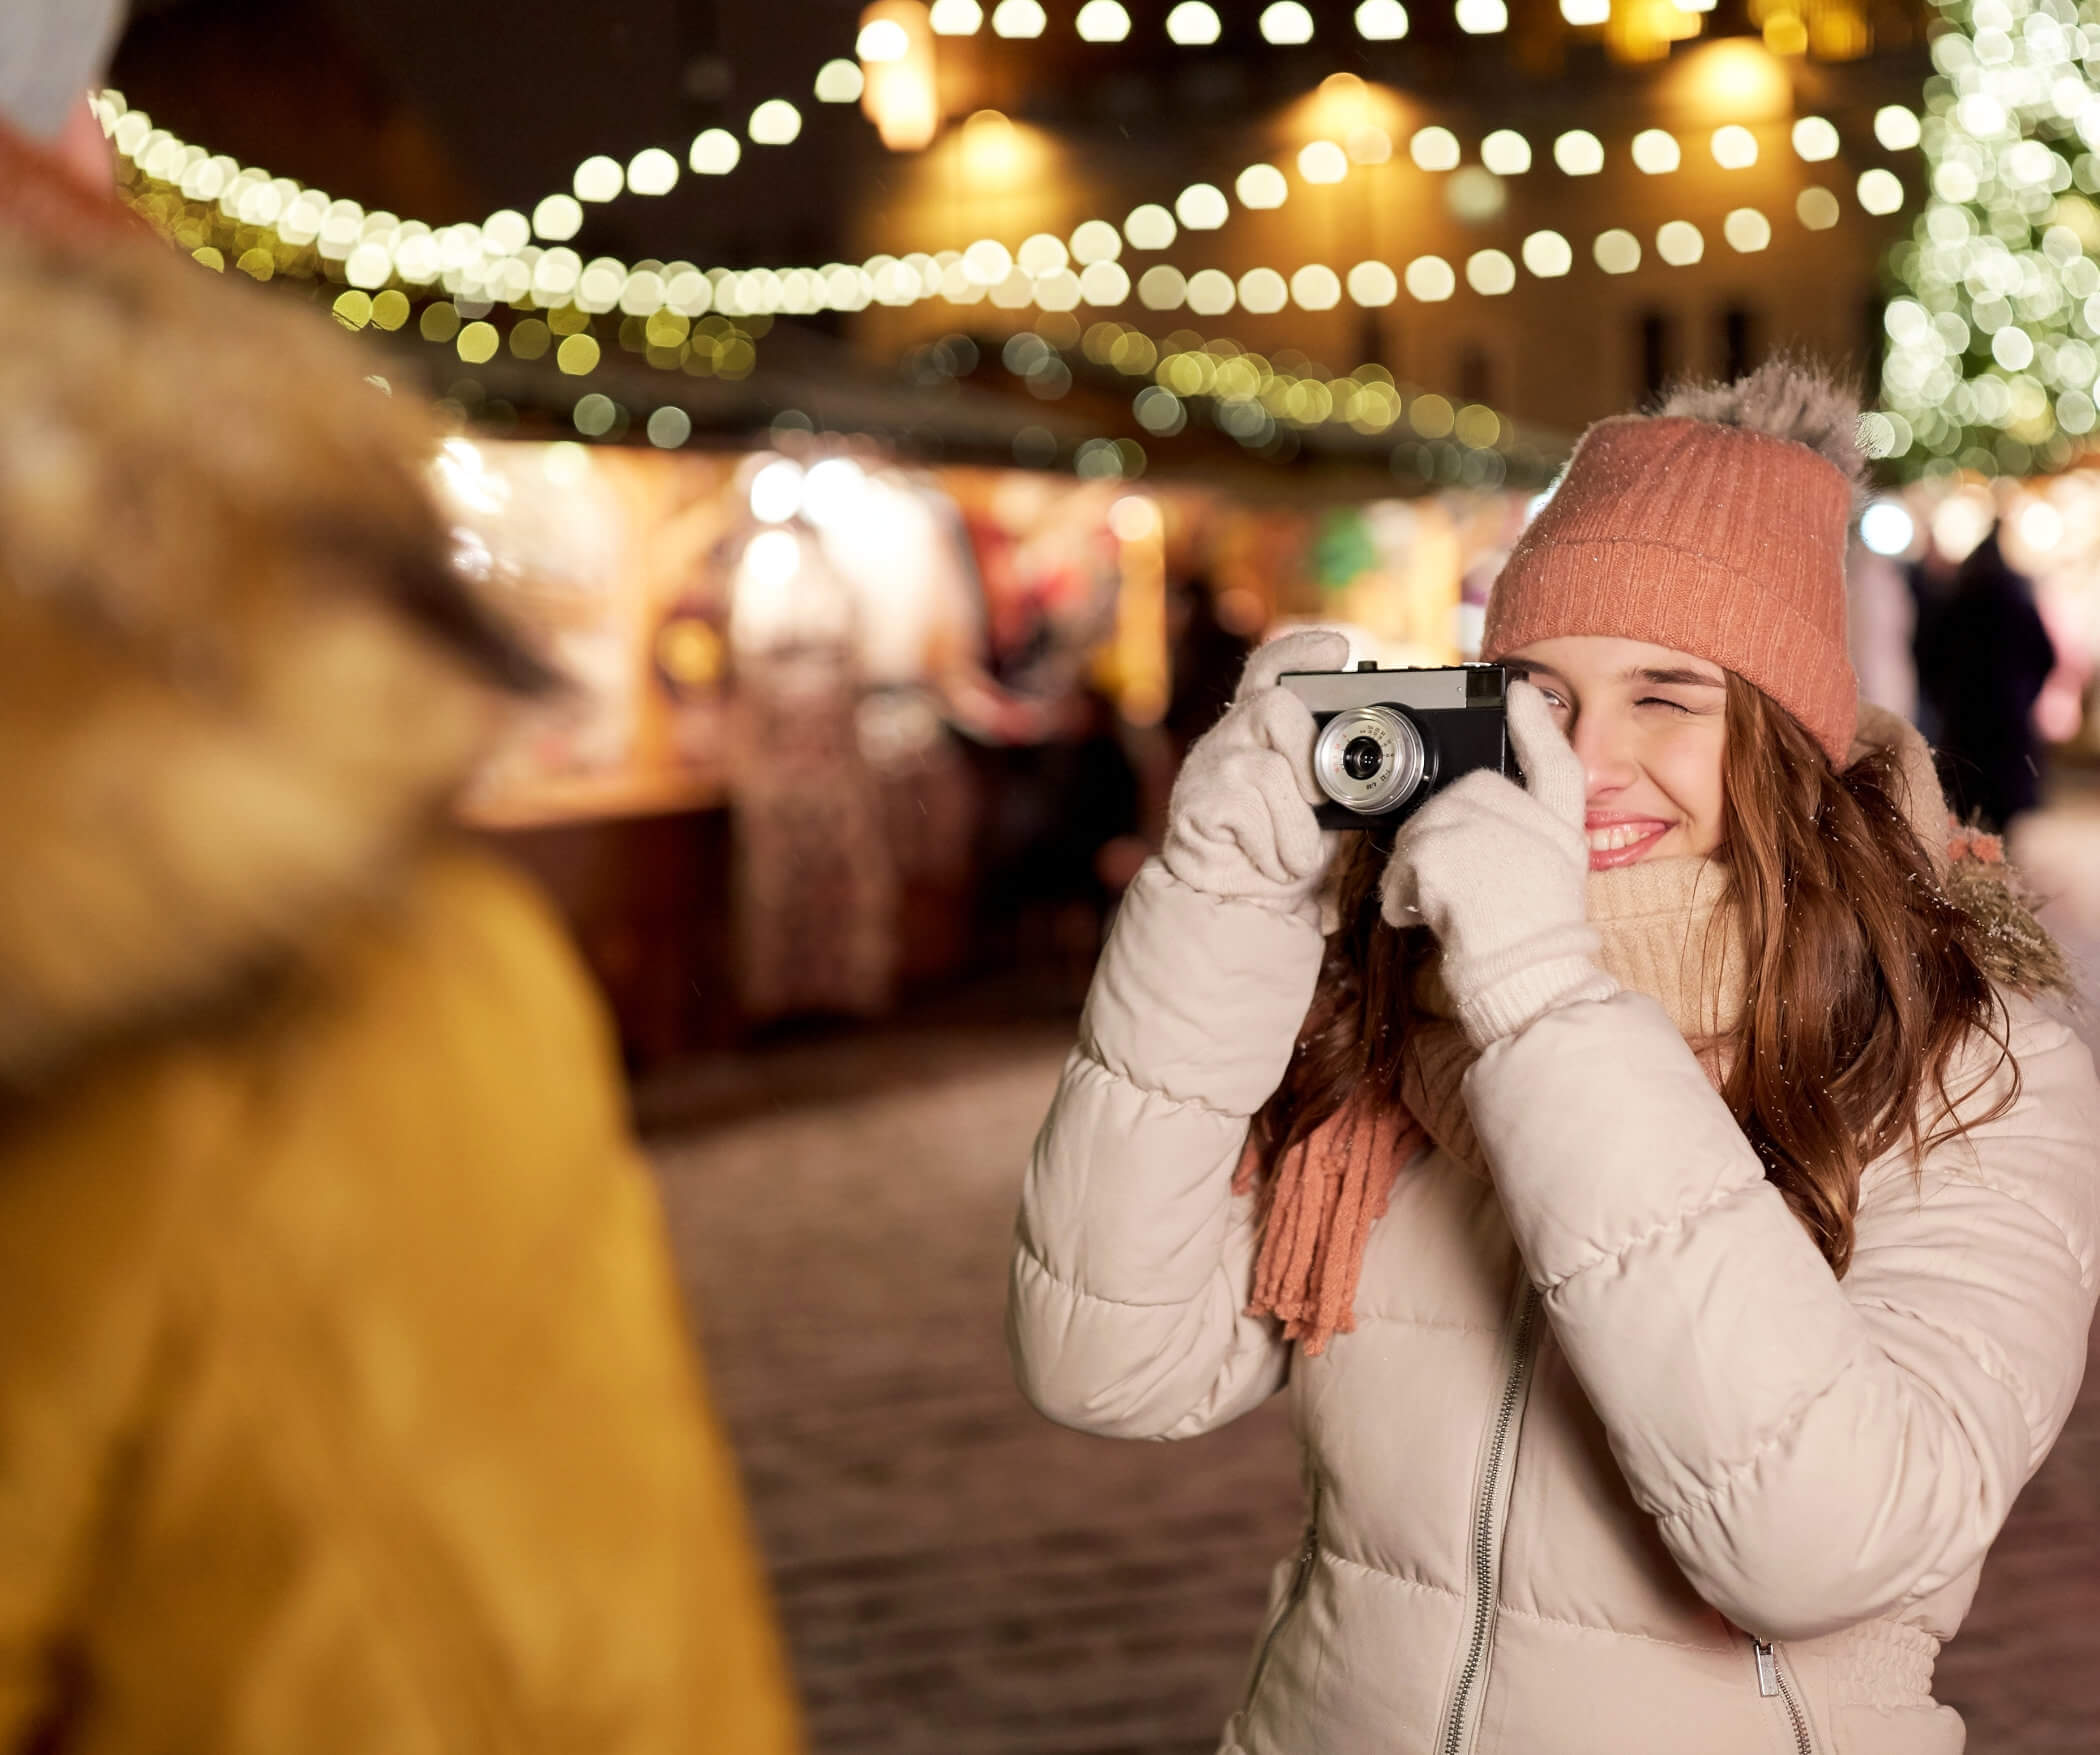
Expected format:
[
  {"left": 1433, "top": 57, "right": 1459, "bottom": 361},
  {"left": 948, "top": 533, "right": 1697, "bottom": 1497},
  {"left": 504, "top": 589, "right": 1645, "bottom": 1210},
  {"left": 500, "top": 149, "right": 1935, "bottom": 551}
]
[
  {"left": 1379, "top": 680, "right": 1619, "bottom": 1048},
  {"left": 1161, "top": 626, "right": 1352, "bottom": 916}
]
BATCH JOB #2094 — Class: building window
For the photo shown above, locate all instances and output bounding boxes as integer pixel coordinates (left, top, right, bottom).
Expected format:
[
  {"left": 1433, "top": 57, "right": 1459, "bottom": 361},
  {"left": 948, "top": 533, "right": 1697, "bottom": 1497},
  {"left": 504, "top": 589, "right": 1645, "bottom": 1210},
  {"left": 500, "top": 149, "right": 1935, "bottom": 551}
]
[
  {"left": 1458, "top": 344, "right": 1494, "bottom": 406},
  {"left": 1637, "top": 310, "right": 1676, "bottom": 403},
  {"left": 1719, "top": 304, "right": 1756, "bottom": 382}
]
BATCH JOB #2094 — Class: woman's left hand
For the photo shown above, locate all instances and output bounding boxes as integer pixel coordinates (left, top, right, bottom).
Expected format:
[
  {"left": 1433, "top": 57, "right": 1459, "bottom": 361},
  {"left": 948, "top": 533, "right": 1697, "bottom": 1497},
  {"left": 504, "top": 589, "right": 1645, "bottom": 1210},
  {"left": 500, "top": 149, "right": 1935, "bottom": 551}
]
[{"left": 1378, "top": 680, "right": 1618, "bottom": 1049}]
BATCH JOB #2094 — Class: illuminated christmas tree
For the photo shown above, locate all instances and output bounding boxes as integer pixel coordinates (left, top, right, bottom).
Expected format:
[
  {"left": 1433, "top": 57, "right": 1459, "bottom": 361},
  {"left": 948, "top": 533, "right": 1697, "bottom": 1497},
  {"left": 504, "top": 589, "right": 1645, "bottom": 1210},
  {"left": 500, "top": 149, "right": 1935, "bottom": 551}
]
[{"left": 1880, "top": 0, "right": 2100, "bottom": 477}]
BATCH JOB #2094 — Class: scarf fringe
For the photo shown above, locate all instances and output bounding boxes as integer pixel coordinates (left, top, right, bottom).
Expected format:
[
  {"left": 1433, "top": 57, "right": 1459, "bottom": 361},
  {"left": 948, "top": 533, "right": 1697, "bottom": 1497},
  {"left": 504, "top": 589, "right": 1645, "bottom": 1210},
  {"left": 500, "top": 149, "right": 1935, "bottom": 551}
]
[{"left": 1234, "top": 1101, "right": 1421, "bottom": 1356}]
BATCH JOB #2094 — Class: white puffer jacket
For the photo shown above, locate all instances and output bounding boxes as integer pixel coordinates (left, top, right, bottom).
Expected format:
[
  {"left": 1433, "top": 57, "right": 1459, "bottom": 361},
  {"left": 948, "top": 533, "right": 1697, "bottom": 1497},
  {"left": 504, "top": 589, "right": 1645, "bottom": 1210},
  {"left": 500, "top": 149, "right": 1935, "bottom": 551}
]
[{"left": 1008, "top": 860, "right": 2100, "bottom": 1755}]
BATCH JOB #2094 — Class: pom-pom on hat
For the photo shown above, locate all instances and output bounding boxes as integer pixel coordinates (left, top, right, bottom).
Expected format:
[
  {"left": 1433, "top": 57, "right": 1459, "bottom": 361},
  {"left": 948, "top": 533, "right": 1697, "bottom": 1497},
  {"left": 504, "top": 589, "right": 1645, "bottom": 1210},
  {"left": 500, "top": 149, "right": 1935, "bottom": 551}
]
[{"left": 1482, "top": 359, "right": 1864, "bottom": 765}]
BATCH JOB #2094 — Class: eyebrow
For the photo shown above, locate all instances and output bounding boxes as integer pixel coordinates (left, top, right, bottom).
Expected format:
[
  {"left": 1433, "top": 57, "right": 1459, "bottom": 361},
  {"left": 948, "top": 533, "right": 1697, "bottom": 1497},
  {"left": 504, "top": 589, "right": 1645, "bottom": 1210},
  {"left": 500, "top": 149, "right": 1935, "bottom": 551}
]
[{"left": 1505, "top": 660, "right": 1723, "bottom": 690}]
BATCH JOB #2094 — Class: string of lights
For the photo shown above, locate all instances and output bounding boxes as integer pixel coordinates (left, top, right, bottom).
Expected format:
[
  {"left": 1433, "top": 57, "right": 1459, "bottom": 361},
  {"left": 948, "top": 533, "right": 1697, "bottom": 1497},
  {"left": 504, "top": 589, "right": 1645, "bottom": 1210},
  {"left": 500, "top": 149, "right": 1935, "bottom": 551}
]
[
  {"left": 833, "top": 0, "right": 1874, "bottom": 61},
  {"left": 98, "top": 90, "right": 1915, "bottom": 329},
  {"left": 1879, "top": 0, "right": 2100, "bottom": 476}
]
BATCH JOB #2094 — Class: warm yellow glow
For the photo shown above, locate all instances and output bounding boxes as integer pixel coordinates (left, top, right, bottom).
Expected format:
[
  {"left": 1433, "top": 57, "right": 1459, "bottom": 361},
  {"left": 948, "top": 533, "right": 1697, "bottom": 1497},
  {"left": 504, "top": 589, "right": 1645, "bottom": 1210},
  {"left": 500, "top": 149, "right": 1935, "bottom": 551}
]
[
  {"left": 929, "top": 0, "right": 982, "bottom": 30},
  {"left": 1656, "top": 220, "right": 1704, "bottom": 265},
  {"left": 1560, "top": 0, "right": 1608, "bottom": 23},
  {"left": 1299, "top": 140, "right": 1350, "bottom": 183},
  {"left": 1481, "top": 130, "right": 1531, "bottom": 175},
  {"left": 483, "top": 209, "right": 531, "bottom": 254},
  {"left": 1166, "top": 1, "right": 1221, "bottom": 42},
  {"left": 1606, "top": 0, "right": 1700, "bottom": 60},
  {"left": 574, "top": 155, "right": 624, "bottom": 201},
  {"left": 1667, "top": 38, "right": 1790, "bottom": 117},
  {"left": 1237, "top": 163, "right": 1289, "bottom": 207},
  {"left": 960, "top": 109, "right": 1022, "bottom": 178},
  {"left": 1348, "top": 126, "right": 1393, "bottom": 165},
  {"left": 1454, "top": 0, "right": 1507, "bottom": 32},
  {"left": 557, "top": 334, "right": 602, "bottom": 375},
  {"left": 1762, "top": 10, "right": 1807, "bottom": 55},
  {"left": 1631, "top": 129, "right": 1680, "bottom": 173},
  {"left": 1262, "top": 2, "right": 1315, "bottom": 43},
  {"left": 457, "top": 321, "right": 499, "bottom": 364}
]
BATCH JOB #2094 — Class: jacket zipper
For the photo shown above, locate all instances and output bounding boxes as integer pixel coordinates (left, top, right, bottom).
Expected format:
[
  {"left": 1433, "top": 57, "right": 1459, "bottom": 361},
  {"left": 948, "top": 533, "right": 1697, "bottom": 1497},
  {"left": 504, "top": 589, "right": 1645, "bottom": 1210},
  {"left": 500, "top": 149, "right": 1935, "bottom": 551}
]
[
  {"left": 1754, "top": 1640, "right": 1815, "bottom": 1755},
  {"left": 1244, "top": 1480, "right": 1322, "bottom": 1710},
  {"left": 1439, "top": 1283, "right": 1541, "bottom": 1755}
]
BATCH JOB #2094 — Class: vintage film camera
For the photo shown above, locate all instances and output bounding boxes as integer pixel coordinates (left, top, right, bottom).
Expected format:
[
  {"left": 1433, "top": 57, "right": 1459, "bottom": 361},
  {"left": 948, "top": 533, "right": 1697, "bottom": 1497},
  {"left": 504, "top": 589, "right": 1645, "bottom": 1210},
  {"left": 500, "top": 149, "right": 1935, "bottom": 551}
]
[{"left": 1277, "top": 661, "right": 1517, "bottom": 829}]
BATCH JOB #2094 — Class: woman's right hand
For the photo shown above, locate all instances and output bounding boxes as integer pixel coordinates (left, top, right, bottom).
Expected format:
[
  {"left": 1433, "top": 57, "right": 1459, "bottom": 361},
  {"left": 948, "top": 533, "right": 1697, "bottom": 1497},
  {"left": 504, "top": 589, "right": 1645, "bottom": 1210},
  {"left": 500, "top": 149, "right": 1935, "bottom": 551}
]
[{"left": 1160, "top": 626, "right": 1352, "bottom": 913}]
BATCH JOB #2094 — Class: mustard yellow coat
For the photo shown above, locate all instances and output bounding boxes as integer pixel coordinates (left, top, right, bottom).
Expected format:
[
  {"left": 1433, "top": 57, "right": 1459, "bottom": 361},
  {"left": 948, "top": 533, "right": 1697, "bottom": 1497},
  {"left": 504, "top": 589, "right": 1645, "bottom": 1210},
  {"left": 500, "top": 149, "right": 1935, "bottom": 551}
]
[
  {"left": 0, "top": 221, "right": 800, "bottom": 1754},
  {"left": 0, "top": 854, "right": 802, "bottom": 1755}
]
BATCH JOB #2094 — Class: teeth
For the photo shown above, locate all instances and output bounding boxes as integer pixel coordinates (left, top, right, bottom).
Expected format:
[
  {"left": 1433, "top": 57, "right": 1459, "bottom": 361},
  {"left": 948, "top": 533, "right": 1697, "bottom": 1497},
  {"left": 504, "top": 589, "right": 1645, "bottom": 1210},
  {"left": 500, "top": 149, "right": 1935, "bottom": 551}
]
[{"left": 1586, "top": 824, "right": 1659, "bottom": 852}]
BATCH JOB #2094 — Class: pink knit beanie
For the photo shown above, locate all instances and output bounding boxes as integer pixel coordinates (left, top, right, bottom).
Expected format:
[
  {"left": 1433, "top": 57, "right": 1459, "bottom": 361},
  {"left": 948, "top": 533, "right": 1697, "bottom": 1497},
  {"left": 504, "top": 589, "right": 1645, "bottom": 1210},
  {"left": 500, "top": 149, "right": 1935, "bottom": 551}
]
[{"left": 1482, "top": 362, "right": 1862, "bottom": 765}]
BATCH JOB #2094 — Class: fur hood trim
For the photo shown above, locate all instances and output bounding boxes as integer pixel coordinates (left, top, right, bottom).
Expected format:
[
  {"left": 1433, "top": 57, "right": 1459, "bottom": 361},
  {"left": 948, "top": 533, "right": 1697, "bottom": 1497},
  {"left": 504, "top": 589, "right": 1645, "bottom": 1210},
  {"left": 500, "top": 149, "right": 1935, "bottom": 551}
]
[{"left": 0, "top": 237, "right": 539, "bottom": 1092}]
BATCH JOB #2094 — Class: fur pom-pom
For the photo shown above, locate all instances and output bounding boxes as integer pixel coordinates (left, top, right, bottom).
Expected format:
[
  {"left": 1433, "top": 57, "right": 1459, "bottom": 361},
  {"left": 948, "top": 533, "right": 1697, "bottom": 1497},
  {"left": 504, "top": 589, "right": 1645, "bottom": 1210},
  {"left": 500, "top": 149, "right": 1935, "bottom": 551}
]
[{"left": 1657, "top": 357, "right": 1867, "bottom": 489}]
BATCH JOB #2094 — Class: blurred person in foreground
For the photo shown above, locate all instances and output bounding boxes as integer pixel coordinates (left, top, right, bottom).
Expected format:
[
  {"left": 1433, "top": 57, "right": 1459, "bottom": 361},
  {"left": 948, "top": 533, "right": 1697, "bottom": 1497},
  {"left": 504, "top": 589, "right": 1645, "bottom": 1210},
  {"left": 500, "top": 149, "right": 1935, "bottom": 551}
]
[{"left": 0, "top": 88, "right": 800, "bottom": 1755}]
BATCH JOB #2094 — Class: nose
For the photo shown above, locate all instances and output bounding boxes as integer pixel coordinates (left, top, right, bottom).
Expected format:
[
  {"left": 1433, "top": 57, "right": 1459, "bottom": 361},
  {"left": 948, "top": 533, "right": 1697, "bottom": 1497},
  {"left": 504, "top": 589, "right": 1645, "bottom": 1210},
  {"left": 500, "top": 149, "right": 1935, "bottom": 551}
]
[{"left": 1566, "top": 703, "right": 1638, "bottom": 800}]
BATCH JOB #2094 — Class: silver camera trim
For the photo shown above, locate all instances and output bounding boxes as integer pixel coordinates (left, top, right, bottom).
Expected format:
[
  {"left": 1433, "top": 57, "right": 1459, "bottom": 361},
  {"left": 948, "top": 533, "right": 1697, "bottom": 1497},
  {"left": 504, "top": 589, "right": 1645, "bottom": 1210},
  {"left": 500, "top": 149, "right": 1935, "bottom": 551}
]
[{"left": 1312, "top": 705, "right": 1428, "bottom": 816}]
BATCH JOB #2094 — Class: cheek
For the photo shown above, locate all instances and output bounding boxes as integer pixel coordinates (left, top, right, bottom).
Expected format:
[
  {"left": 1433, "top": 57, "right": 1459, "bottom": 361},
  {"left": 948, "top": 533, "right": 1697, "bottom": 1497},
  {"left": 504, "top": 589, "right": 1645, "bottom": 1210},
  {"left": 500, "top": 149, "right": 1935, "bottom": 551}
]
[{"left": 1651, "top": 733, "right": 1728, "bottom": 849}]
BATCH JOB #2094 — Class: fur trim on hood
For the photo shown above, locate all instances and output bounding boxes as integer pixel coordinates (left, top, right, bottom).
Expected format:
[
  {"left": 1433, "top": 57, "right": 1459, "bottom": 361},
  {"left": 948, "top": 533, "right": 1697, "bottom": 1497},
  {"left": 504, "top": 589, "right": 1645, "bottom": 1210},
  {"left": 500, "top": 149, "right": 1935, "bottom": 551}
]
[{"left": 0, "top": 236, "right": 544, "bottom": 1092}]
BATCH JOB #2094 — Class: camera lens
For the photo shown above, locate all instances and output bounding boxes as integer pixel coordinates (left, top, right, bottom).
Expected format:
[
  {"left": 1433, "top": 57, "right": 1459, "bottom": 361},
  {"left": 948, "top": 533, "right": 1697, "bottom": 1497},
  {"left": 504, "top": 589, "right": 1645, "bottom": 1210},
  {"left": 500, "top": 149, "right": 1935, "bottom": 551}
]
[
  {"left": 1312, "top": 705, "right": 1428, "bottom": 815},
  {"left": 1342, "top": 737, "right": 1384, "bottom": 781}
]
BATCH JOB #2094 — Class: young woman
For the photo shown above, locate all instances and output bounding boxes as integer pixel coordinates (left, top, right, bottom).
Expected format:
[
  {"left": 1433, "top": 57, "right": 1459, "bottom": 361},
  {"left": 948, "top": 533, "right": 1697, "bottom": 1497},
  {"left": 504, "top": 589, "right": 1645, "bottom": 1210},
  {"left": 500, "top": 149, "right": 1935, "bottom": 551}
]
[{"left": 1007, "top": 363, "right": 2099, "bottom": 1755}]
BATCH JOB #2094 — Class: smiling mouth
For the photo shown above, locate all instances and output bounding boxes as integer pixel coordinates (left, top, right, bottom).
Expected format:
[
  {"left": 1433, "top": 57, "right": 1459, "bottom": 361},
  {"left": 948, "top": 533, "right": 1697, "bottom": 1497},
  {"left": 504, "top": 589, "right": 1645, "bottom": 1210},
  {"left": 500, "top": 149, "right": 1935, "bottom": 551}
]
[{"left": 1585, "top": 821, "right": 1671, "bottom": 867}]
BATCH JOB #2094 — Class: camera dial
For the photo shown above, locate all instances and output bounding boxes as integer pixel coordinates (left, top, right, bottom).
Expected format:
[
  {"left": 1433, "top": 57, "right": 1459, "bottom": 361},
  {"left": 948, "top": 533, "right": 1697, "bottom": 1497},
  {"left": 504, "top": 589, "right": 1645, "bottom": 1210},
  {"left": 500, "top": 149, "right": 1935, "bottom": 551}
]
[{"left": 1313, "top": 705, "right": 1428, "bottom": 815}]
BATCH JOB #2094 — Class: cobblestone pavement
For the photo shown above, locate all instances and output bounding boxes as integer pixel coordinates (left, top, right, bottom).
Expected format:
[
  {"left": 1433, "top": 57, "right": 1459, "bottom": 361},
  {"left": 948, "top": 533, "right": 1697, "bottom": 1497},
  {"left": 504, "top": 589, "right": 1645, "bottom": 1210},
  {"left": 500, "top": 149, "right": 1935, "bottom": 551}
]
[{"left": 648, "top": 803, "right": 2100, "bottom": 1755}]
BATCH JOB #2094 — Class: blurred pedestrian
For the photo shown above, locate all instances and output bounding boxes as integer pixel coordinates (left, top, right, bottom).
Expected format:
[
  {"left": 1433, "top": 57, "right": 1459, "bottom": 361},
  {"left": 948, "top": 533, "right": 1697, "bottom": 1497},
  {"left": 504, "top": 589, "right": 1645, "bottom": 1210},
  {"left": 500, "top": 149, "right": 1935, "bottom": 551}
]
[
  {"left": 0, "top": 92, "right": 800, "bottom": 1755},
  {"left": 1916, "top": 523, "right": 2057, "bottom": 832},
  {"left": 1010, "top": 362, "right": 2094, "bottom": 1754}
]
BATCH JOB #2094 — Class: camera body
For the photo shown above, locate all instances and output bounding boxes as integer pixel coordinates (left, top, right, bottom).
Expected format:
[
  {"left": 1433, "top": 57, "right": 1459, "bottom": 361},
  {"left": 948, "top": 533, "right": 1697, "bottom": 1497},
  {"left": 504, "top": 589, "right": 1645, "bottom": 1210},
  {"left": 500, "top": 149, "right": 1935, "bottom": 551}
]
[{"left": 1277, "top": 661, "right": 1516, "bottom": 829}]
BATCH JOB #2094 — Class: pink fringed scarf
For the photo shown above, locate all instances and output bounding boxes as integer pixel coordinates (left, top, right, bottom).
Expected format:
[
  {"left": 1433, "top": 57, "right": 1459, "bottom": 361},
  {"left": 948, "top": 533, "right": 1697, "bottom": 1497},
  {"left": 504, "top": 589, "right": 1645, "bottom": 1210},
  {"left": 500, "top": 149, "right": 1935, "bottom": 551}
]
[
  {"left": 1229, "top": 1021, "right": 1478, "bottom": 1355},
  {"left": 1234, "top": 856, "right": 1747, "bottom": 1357}
]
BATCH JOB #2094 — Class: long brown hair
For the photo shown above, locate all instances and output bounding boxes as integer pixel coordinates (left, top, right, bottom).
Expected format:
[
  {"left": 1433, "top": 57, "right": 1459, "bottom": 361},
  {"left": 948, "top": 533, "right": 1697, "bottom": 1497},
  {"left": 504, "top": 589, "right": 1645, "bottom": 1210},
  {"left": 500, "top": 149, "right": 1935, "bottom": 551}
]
[{"left": 1249, "top": 676, "right": 2015, "bottom": 1279}]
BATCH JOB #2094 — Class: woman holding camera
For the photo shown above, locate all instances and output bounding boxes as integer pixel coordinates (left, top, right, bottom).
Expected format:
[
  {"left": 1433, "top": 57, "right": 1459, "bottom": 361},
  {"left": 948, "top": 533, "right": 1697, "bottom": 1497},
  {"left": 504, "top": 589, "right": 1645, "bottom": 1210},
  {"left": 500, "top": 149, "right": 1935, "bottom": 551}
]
[{"left": 1006, "top": 362, "right": 2098, "bottom": 1755}]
